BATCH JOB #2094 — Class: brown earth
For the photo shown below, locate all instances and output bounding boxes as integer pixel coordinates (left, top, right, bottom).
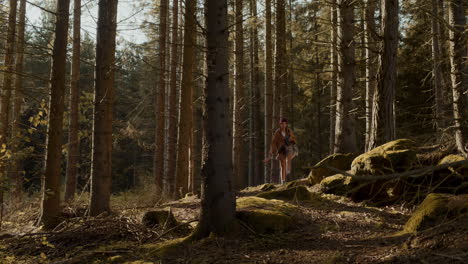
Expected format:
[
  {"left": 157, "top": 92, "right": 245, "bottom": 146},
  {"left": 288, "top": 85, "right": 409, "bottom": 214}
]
[{"left": 0, "top": 185, "right": 466, "bottom": 264}]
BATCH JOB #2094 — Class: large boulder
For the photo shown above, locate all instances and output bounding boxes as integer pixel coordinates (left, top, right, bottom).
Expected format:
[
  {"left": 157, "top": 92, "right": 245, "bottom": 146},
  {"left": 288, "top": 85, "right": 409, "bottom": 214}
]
[
  {"left": 346, "top": 139, "right": 418, "bottom": 201},
  {"left": 319, "top": 174, "right": 351, "bottom": 195},
  {"left": 351, "top": 139, "right": 417, "bottom": 176},
  {"left": 236, "top": 196, "right": 302, "bottom": 233},
  {"left": 308, "top": 153, "right": 357, "bottom": 184},
  {"left": 403, "top": 193, "right": 468, "bottom": 233}
]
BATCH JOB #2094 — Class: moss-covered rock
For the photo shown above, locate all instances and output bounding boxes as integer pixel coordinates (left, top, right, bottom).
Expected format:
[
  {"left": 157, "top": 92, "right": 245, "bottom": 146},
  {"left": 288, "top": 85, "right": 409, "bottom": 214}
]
[
  {"left": 351, "top": 139, "right": 417, "bottom": 176},
  {"left": 345, "top": 139, "right": 418, "bottom": 201},
  {"left": 437, "top": 155, "right": 468, "bottom": 177},
  {"left": 283, "top": 178, "right": 310, "bottom": 189},
  {"left": 142, "top": 209, "right": 178, "bottom": 229},
  {"left": 403, "top": 193, "right": 468, "bottom": 233},
  {"left": 257, "top": 186, "right": 313, "bottom": 201},
  {"left": 236, "top": 196, "right": 301, "bottom": 233},
  {"left": 319, "top": 174, "right": 351, "bottom": 195},
  {"left": 260, "top": 183, "right": 277, "bottom": 191},
  {"left": 308, "top": 153, "right": 357, "bottom": 184}
]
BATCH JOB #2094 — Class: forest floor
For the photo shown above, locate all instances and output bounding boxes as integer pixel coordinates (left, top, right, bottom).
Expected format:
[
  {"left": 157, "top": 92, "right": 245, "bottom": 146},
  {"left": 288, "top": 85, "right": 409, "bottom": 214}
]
[{"left": 0, "top": 184, "right": 467, "bottom": 264}]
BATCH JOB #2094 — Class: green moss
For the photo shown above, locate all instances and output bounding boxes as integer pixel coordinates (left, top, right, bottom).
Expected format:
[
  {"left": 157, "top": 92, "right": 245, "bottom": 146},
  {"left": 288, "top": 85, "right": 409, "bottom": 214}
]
[
  {"left": 319, "top": 174, "right": 351, "bottom": 195},
  {"left": 260, "top": 183, "right": 277, "bottom": 191},
  {"left": 236, "top": 197, "right": 301, "bottom": 233},
  {"left": 403, "top": 193, "right": 468, "bottom": 233},
  {"left": 256, "top": 186, "right": 313, "bottom": 201},
  {"left": 308, "top": 153, "right": 357, "bottom": 184},
  {"left": 143, "top": 237, "right": 188, "bottom": 259},
  {"left": 284, "top": 178, "right": 309, "bottom": 189},
  {"left": 438, "top": 155, "right": 468, "bottom": 177},
  {"left": 351, "top": 139, "right": 417, "bottom": 176}
]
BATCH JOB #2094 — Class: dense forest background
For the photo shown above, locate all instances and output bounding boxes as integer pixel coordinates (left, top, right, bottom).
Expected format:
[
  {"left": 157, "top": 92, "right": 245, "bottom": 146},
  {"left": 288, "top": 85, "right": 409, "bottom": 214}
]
[
  {"left": 0, "top": 0, "right": 468, "bottom": 263},
  {"left": 0, "top": 0, "right": 467, "bottom": 263},
  {"left": 1, "top": 0, "right": 465, "bottom": 195}
]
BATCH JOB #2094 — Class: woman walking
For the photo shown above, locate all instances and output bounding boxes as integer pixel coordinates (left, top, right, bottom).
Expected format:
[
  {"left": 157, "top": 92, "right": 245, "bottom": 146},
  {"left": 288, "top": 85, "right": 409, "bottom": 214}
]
[{"left": 265, "top": 118, "right": 298, "bottom": 184}]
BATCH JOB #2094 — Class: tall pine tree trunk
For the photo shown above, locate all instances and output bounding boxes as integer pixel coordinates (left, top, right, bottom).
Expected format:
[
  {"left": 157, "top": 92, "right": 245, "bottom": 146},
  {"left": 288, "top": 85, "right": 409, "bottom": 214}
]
[
  {"left": 251, "top": 0, "right": 263, "bottom": 185},
  {"left": 369, "top": 0, "right": 398, "bottom": 149},
  {"left": 271, "top": 0, "right": 287, "bottom": 183},
  {"left": 334, "top": 0, "right": 357, "bottom": 154},
  {"left": 192, "top": 0, "right": 235, "bottom": 238},
  {"left": 264, "top": 0, "right": 273, "bottom": 183},
  {"left": 431, "top": 0, "right": 445, "bottom": 130},
  {"left": 65, "top": 0, "right": 81, "bottom": 202},
  {"left": 154, "top": 0, "right": 168, "bottom": 192},
  {"left": 448, "top": 0, "right": 467, "bottom": 156},
  {"left": 38, "top": 0, "right": 71, "bottom": 228},
  {"left": 166, "top": 0, "right": 179, "bottom": 197},
  {"left": 329, "top": 0, "right": 338, "bottom": 154},
  {"left": 233, "top": 0, "right": 246, "bottom": 189},
  {"left": 11, "top": 0, "right": 26, "bottom": 199},
  {"left": 0, "top": 0, "right": 17, "bottom": 200},
  {"left": 175, "top": 0, "right": 196, "bottom": 198},
  {"left": 89, "top": 0, "right": 118, "bottom": 216},
  {"left": 364, "top": 0, "right": 377, "bottom": 151},
  {"left": 275, "top": 0, "right": 287, "bottom": 117}
]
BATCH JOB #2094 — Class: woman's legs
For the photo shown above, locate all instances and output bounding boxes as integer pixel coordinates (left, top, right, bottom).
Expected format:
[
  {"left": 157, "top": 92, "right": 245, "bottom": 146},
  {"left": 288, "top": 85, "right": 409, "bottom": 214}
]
[
  {"left": 279, "top": 159, "right": 286, "bottom": 184},
  {"left": 286, "top": 153, "right": 295, "bottom": 175}
]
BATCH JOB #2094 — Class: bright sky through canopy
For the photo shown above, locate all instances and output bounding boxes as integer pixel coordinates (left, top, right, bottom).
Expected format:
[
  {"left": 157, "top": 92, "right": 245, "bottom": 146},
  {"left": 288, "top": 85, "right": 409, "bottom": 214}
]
[{"left": 27, "top": 0, "right": 149, "bottom": 44}]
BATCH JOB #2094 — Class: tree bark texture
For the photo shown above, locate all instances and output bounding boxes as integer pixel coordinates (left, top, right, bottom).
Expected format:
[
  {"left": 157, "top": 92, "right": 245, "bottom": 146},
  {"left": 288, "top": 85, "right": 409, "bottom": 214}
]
[
  {"left": 166, "top": 0, "right": 179, "bottom": 197},
  {"left": 275, "top": 0, "right": 287, "bottom": 118},
  {"left": 10, "top": 0, "right": 26, "bottom": 198},
  {"left": 39, "top": 0, "right": 71, "bottom": 229},
  {"left": 0, "top": 0, "right": 17, "bottom": 184},
  {"left": 154, "top": 0, "right": 168, "bottom": 192},
  {"left": 369, "top": 0, "right": 398, "bottom": 150},
  {"left": 175, "top": 0, "right": 196, "bottom": 198},
  {"left": 233, "top": 0, "right": 246, "bottom": 190},
  {"left": 448, "top": 0, "right": 467, "bottom": 156},
  {"left": 364, "top": 0, "right": 378, "bottom": 152},
  {"left": 334, "top": 0, "right": 357, "bottom": 154},
  {"left": 430, "top": 0, "right": 445, "bottom": 130},
  {"left": 193, "top": 0, "right": 235, "bottom": 238},
  {"left": 65, "top": 0, "right": 81, "bottom": 202},
  {"left": 89, "top": 0, "right": 118, "bottom": 216},
  {"left": 264, "top": 0, "right": 273, "bottom": 183},
  {"left": 329, "top": 0, "right": 338, "bottom": 155}
]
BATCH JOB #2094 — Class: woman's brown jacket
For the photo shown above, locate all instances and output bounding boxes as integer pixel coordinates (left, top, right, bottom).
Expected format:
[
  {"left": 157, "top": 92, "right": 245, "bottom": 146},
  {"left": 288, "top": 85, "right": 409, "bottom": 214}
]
[{"left": 269, "top": 128, "right": 297, "bottom": 156}]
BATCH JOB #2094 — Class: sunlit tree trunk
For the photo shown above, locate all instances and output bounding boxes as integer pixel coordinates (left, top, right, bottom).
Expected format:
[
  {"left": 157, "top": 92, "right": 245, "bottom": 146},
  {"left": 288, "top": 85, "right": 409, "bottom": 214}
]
[
  {"left": 329, "top": 0, "right": 338, "bottom": 154},
  {"left": 38, "top": 0, "right": 71, "bottom": 228},
  {"left": 369, "top": 0, "right": 398, "bottom": 149},
  {"left": 175, "top": 0, "right": 196, "bottom": 198},
  {"left": 154, "top": 0, "right": 168, "bottom": 192},
  {"left": 430, "top": 0, "right": 445, "bottom": 130},
  {"left": 334, "top": 0, "right": 357, "bottom": 154},
  {"left": 166, "top": 0, "right": 179, "bottom": 197},
  {"left": 364, "top": 0, "right": 378, "bottom": 151},
  {"left": 233, "top": 0, "right": 246, "bottom": 189},
  {"left": 89, "top": 0, "right": 118, "bottom": 216},
  {"left": 10, "top": 0, "right": 26, "bottom": 199},
  {"left": 264, "top": 0, "right": 273, "bottom": 183},
  {"left": 448, "top": 0, "right": 467, "bottom": 156},
  {"left": 192, "top": 0, "right": 235, "bottom": 238},
  {"left": 0, "top": 0, "right": 17, "bottom": 202},
  {"left": 275, "top": 0, "right": 287, "bottom": 117},
  {"left": 64, "top": 0, "right": 81, "bottom": 202}
]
